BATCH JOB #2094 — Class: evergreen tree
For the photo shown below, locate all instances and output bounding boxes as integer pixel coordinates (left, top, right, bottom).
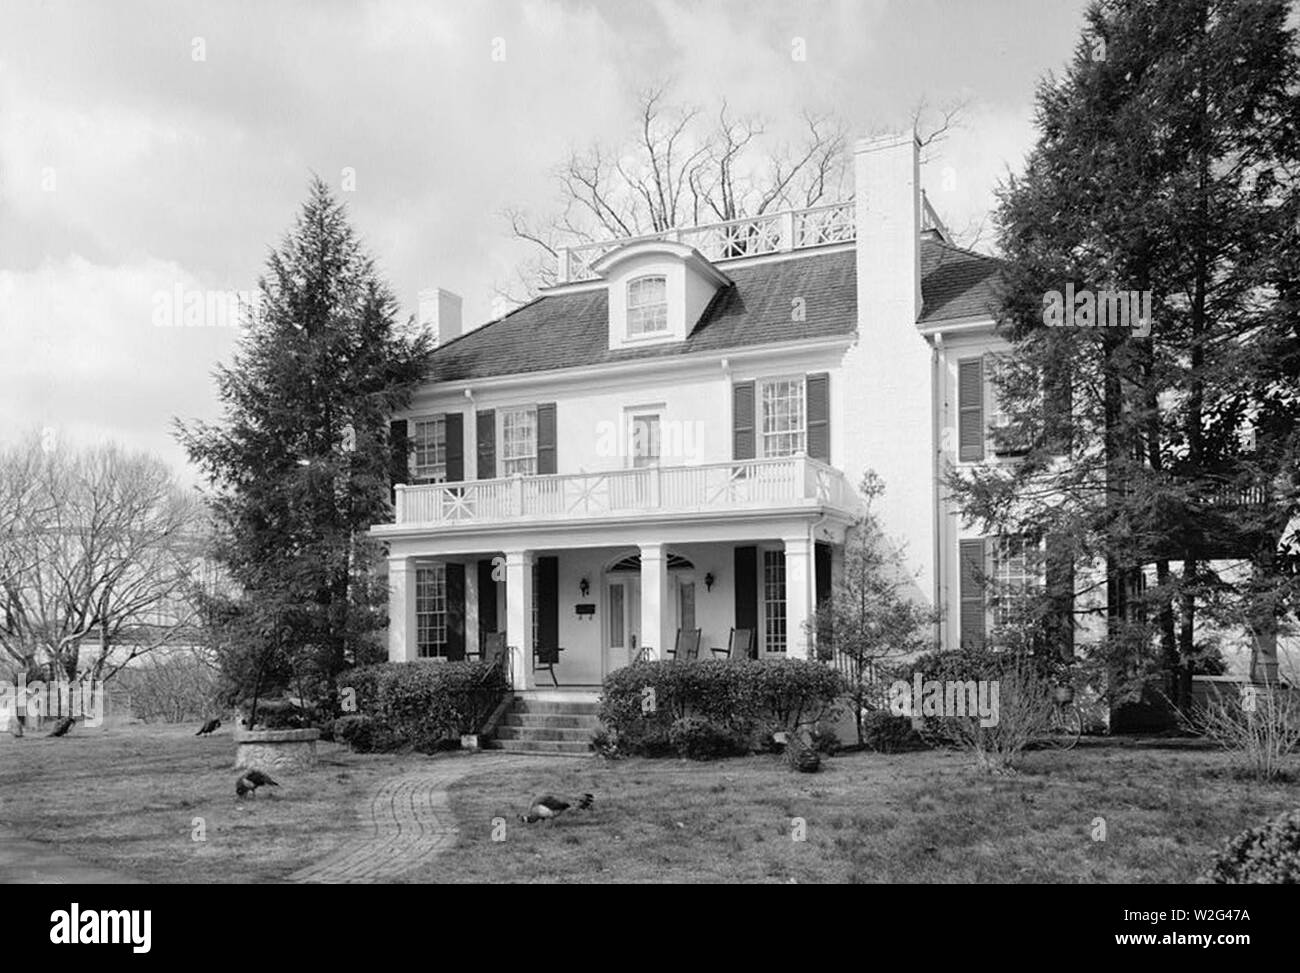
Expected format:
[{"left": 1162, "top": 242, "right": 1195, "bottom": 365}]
[
  {"left": 950, "top": 0, "right": 1300, "bottom": 713},
  {"left": 177, "top": 178, "right": 433, "bottom": 715}
]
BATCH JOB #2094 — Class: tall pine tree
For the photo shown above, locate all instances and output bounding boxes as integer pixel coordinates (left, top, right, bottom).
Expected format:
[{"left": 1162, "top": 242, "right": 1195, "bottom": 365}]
[
  {"left": 950, "top": 0, "right": 1300, "bottom": 717},
  {"left": 178, "top": 178, "right": 433, "bottom": 714}
]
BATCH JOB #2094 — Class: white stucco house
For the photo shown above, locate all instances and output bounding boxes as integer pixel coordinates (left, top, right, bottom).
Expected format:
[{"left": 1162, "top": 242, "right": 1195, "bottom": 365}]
[{"left": 370, "top": 131, "right": 1009, "bottom": 691}]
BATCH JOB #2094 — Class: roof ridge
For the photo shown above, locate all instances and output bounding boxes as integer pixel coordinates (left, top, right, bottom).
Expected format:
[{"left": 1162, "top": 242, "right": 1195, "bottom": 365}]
[
  {"left": 923, "top": 236, "right": 1002, "bottom": 265},
  {"left": 429, "top": 292, "right": 548, "bottom": 352}
]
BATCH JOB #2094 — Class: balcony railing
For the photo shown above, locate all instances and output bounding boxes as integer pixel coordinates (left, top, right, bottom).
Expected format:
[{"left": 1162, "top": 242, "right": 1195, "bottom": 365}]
[
  {"left": 389, "top": 456, "right": 859, "bottom": 528},
  {"left": 556, "top": 201, "right": 855, "bottom": 284}
]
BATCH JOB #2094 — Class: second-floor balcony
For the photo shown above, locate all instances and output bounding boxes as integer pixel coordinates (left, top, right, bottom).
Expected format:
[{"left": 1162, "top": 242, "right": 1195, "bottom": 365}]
[{"left": 385, "top": 456, "right": 860, "bottom": 531}]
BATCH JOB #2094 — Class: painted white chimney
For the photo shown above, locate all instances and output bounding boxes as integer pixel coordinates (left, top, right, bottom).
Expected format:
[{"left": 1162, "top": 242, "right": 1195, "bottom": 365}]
[
  {"left": 838, "top": 131, "right": 934, "bottom": 608},
  {"left": 418, "top": 287, "right": 463, "bottom": 347}
]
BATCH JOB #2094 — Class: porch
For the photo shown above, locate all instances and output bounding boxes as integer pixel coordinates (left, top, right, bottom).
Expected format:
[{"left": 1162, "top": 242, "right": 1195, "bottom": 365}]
[
  {"left": 379, "top": 534, "right": 845, "bottom": 690},
  {"left": 373, "top": 456, "right": 858, "bottom": 690}
]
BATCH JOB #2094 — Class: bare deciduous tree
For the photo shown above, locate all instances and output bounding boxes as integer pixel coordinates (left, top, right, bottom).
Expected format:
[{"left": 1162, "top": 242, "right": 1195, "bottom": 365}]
[
  {"left": 499, "top": 84, "right": 853, "bottom": 300},
  {"left": 0, "top": 435, "right": 208, "bottom": 698}
]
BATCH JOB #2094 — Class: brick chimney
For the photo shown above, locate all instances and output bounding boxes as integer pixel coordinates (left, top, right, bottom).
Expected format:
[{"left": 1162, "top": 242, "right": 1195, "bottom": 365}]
[
  {"left": 839, "top": 131, "right": 934, "bottom": 607},
  {"left": 418, "top": 287, "right": 463, "bottom": 347}
]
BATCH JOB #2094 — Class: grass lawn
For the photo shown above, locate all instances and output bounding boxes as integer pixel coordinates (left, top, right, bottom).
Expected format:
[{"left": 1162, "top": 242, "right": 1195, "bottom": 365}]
[
  {"left": 0, "top": 720, "right": 415, "bottom": 883},
  {"left": 2, "top": 722, "right": 1295, "bottom": 883},
  {"left": 430, "top": 741, "right": 1299, "bottom": 883}
]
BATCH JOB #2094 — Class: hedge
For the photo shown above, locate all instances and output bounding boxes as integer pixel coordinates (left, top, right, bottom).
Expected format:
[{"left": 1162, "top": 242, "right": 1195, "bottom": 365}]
[
  {"left": 337, "top": 660, "right": 509, "bottom": 753},
  {"left": 598, "top": 658, "right": 843, "bottom": 757}
]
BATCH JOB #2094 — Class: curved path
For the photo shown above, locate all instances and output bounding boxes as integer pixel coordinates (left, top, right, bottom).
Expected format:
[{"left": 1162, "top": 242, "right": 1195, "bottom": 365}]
[{"left": 290, "top": 753, "right": 548, "bottom": 884}]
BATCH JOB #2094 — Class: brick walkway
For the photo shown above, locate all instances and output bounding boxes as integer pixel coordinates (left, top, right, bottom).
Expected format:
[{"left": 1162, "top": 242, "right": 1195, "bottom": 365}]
[{"left": 290, "top": 753, "right": 540, "bottom": 884}]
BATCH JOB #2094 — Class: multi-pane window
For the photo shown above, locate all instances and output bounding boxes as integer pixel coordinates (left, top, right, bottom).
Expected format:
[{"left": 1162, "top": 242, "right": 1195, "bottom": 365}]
[
  {"left": 416, "top": 563, "right": 447, "bottom": 658},
  {"left": 411, "top": 416, "right": 446, "bottom": 483},
  {"left": 501, "top": 407, "right": 537, "bottom": 476},
  {"left": 627, "top": 276, "right": 668, "bottom": 336},
  {"left": 760, "top": 379, "right": 806, "bottom": 458},
  {"left": 763, "top": 549, "right": 787, "bottom": 653},
  {"left": 630, "top": 413, "right": 661, "bottom": 468},
  {"left": 993, "top": 536, "right": 1031, "bottom": 626}
]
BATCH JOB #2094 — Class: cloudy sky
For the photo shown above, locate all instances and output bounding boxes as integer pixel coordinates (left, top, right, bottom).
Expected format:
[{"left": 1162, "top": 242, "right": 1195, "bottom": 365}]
[{"left": 0, "top": 0, "right": 1091, "bottom": 480}]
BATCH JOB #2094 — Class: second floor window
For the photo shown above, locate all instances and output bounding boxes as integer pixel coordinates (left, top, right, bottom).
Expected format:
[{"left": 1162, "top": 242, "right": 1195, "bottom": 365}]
[
  {"left": 501, "top": 407, "right": 538, "bottom": 476},
  {"left": 411, "top": 416, "right": 446, "bottom": 482},
  {"left": 627, "top": 275, "right": 668, "bottom": 336},
  {"left": 760, "top": 378, "right": 806, "bottom": 458}
]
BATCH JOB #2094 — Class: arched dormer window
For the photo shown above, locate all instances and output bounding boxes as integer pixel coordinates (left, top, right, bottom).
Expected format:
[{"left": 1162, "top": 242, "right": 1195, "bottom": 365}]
[{"left": 627, "top": 275, "right": 668, "bottom": 336}]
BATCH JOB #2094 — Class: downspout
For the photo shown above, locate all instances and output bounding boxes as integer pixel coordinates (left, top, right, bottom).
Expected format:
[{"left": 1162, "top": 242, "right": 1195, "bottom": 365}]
[{"left": 931, "top": 332, "right": 944, "bottom": 649}]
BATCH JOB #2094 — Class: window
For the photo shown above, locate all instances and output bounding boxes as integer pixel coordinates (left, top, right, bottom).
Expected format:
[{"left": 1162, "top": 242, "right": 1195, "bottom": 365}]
[
  {"left": 992, "top": 536, "right": 1031, "bottom": 626},
  {"left": 416, "top": 564, "right": 447, "bottom": 658},
  {"left": 630, "top": 413, "right": 661, "bottom": 468},
  {"left": 501, "top": 407, "right": 537, "bottom": 476},
  {"left": 760, "top": 379, "right": 806, "bottom": 458},
  {"left": 627, "top": 276, "right": 668, "bottom": 336},
  {"left": 763, "top": 549, "right": 787, "bottom": 653},
  {"left": 411, "top": 416, "right": 446, "bottom": 482}
]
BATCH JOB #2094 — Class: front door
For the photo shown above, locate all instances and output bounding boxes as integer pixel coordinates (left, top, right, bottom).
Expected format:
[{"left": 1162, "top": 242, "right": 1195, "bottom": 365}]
[{"left": 605, "top": 577, "right": 642, "bottom": 674}]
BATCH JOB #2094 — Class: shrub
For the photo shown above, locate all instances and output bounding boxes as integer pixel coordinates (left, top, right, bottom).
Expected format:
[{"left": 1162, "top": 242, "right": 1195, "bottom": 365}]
[
  {"left": 332, "top": 714, "right": 374, "bottom": 752},
  {"left": 859, "top": 710, "right": 920, "bottom": 753},
  {"left": 598, "top": 658, "right": 843, "bottom": 757},
  {"left": 906, "top": 648, "right": 1055, "bottom": 773},
  {"left": 669, "top": 717, "right": 749, "bottom": 760},
  {"left": 338, "top": 660, "right": 509, "bottom": 753},
  {"left": 589, "top": 727, "right": 623, "bottom": 759},
  {"left": 1208, "top": 809, "right": 1300, "bottom": 884},
  {"left": 1182, "top": 685, "right": 1300, "bottom": 781}
]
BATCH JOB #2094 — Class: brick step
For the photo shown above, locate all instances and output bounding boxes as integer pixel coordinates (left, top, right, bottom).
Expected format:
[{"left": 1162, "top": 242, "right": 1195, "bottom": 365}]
[
  {"left": 493, "top": 738, "right": 594, "bottom": 756},
  {"left": 495, "top": 724, "right": 595, "bottom": 743},
  {"left": 501, "top": 713, "right": 601, "bottom": 729}
]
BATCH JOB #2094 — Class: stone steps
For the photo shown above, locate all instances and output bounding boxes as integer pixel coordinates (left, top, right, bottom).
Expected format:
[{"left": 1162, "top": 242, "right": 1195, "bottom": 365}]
[{"left": 489, "top": 696, "right": 601, "bottom": 757}]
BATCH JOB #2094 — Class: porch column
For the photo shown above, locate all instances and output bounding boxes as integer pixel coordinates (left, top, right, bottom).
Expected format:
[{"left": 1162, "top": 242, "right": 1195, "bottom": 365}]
[
  {"left": 783, "top": 533, "right": 813, "bottom": 659},
  {"left": 640, "top": 542, "right": 670, "bottom": 660},
  {"left": 504, "top": 549, "right": 534, "bottom": 690},
  {"left": 387, "top": 556, "right": 418, "bottom": 662}
]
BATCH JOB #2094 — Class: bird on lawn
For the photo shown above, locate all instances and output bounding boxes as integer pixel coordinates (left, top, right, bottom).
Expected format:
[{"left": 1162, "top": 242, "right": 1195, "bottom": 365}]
[
  {"left": 47, "top": 717, "right": 75, "bottom": 738},
  {"left": 195, "top": 718, "right": 221, "bottom": 736},
  {"left": 235, "top": 769, "right": 280, "bottom": 799},
  {"left": 520, "top": 792, "right": 594, "bottom": 824}
]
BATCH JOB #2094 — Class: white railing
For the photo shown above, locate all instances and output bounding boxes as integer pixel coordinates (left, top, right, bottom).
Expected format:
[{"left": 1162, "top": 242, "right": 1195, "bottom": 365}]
[
  {"left": 558, "top": 201, "right": 856, "bottom": 283},
  {"left": 392, "top": 456, "right": 858, "bottom": 528}
]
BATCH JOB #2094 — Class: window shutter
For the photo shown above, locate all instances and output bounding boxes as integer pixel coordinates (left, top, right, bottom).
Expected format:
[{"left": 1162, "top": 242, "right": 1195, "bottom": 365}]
[
  {"left": 537, "top": 556, "right": 559, "bottom": 649},
  {"left": 1045, "top": 533, "right": 1075, "bottom": 660},
  {"left": 733, "top": 545, "right": 758, "bottom": 649},
  {"left": 806, "top": 372, "right": 830, "bottom": 462},
  {"left": 537, "top": 403, "right": 557, "bottom": 475},
  {"left": 476, "top": 558, "right": 499, "bottom": 644},
  {"left": 444, "top": 413, "right": 464, "bottom": 482},
  {"left": 388, "top": 419, "right": 409, "bottom": 504},
  {"left": 814, "top": 541, "right": 833, "bottom": 650},
  {"left": 445, "top": 562, "right": 466, "bottom": 661},
  {"left": 732, "top": 381, "right": 756, "bottom": 460},
  {"left": 476, "top": 409, "right": 495, "bottom": 479},
  {"left": 959, "top": 539, "right": 987, "bottom": 649},
  {"left": 1044, "top": 359, "right": 1073, "bottom": 453},
  {"left": 958, "top": 358, "right": 985, "bottom": 462}
]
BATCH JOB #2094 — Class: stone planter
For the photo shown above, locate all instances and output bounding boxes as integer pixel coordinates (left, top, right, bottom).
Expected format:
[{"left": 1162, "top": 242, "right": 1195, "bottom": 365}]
[{"left": 234, "top": 727, "right": 320, "bottom": 772}]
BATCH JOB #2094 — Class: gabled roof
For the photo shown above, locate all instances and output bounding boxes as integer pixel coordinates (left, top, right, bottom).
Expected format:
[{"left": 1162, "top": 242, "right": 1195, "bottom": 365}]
[{"left": 426, "top": 240, "right": 1001, "bottom": 382}]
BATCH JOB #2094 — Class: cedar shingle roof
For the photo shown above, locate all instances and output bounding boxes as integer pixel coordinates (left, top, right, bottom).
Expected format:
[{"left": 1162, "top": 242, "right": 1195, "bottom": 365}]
[{"left": 427, "top": 239, "right": 1000, "bottom": 382}]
